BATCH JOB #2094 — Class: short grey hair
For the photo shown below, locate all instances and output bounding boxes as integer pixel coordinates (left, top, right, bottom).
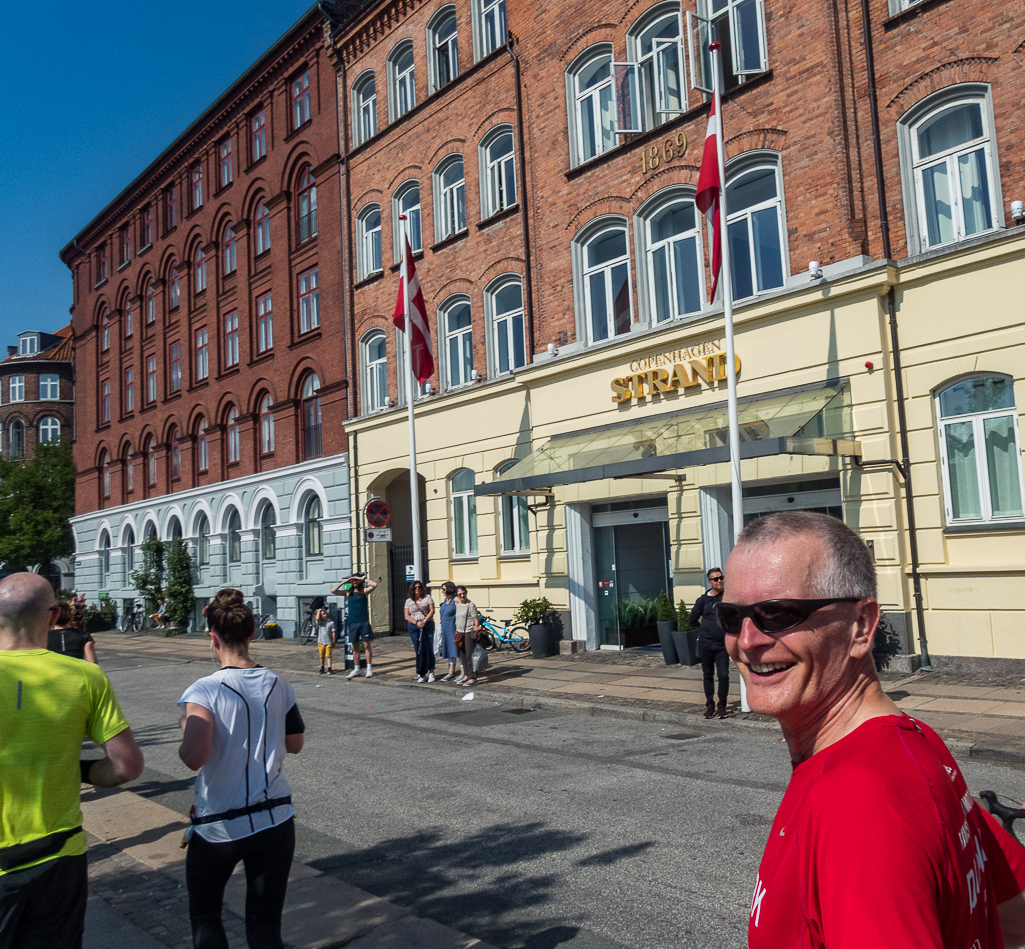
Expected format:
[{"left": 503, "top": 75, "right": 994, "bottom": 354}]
[{"left": 735, "top": 512, "right": 876, "bottom": 600}]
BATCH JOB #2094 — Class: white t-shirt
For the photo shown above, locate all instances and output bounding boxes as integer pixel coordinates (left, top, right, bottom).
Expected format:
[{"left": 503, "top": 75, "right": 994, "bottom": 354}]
[
  {"left": 178, "top": 666, "right": 298, "bottom": 843},
  {"left": 316, "top": 620, "right": 336, "bottom": 646}
]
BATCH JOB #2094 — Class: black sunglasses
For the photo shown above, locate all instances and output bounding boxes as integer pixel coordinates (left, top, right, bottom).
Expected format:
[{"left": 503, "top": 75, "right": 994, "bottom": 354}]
[{"left": 714, "top": 597, "right": 862, "bottom": 636}]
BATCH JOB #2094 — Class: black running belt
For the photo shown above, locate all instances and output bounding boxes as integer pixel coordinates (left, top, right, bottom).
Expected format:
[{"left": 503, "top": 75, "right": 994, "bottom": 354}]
[
  {"left": 190, "top": 796, "right": 292, "bottom": 826},
  {"left": 0, "top": 826, "right": 82, "bottom": 872}
]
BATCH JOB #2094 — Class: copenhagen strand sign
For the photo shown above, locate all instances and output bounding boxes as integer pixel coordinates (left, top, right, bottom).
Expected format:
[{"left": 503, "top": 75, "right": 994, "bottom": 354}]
[{"left": 610, "top": 338, "right": 742, "bottom": 403}]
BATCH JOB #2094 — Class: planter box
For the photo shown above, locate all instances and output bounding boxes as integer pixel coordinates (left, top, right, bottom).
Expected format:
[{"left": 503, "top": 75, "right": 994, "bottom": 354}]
[
  {"left": 657, "top": 621, "right": 679, "bottom": 665},
  {"left": 529, "top": 623, "right": 554, "bottom": 658},
  {"left": 673, "top": 628, "right": 699, "bottom": 666}
]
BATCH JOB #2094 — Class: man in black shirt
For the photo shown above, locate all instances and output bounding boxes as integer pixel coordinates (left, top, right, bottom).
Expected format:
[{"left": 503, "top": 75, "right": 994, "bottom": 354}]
[{"left": 689, "top": 568, "right": 728, "bottom": 718}]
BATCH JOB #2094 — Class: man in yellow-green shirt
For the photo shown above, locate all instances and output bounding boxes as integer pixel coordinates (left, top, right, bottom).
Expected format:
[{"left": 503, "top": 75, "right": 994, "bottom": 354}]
[{"left": 0, "top": 573, "right": 143, "bottom": 949}]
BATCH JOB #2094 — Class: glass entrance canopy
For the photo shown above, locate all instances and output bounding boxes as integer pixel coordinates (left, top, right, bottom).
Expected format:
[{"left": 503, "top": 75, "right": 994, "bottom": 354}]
[{"left": 475, "top": 380, "right": 858, "bottom": 496}]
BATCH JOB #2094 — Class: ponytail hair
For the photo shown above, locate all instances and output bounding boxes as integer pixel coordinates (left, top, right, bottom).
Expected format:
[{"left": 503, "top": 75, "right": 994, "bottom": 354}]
[{"left": 207, "top": 591, "right": 254, "bottom": 645}]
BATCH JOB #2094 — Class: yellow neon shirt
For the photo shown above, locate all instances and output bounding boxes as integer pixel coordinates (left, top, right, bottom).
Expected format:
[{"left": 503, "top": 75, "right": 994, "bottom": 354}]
[{"left": 0, "top": 650, "right": 129, "bottom": 874}]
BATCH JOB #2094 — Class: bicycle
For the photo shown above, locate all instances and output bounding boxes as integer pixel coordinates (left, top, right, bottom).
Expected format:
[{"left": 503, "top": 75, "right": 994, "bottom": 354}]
[
  {"left": 476, "top": 610, "right": 530, "bottom": 652},
  {"left": 300, "top": 602, "right": 321, "bottom": 644},
  {"left": 120, "top": 601, "right": 145, "bottom": 632},
  {"left": 980, "top": 790, "right": 1025, "bottom": 846}
]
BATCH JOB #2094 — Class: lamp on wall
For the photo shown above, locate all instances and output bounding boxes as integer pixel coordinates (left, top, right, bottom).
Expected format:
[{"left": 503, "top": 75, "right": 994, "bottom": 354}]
[
  {"left": 808, "top": 260, "right": 824, "bottom": 280},
  {"left": 384, "top": 396, "right": 393, "bottom": 408},
  {"left": 546, "top": 342, "right": 559, "bottom": 357},
  {"left": 424, "top": 382, "right": 434, "bottom": 395},
  {"left": 1012, "top": 200, "right": 1024, "bottom": 222},
  {"left": 470, "top": 369, "right": 480, "bottom": 383}
]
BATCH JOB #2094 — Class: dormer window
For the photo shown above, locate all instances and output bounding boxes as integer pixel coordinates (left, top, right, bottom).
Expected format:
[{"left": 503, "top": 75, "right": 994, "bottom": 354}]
[{"left": 18, "top": 335, "right": 40, "bottom": 356}]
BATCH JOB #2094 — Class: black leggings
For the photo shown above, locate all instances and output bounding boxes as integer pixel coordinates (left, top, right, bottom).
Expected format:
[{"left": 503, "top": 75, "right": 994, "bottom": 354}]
[
  {"left": 700, "top": 640, "right": 730, "bottom": 704},
  {"left": 186, "top": 817, "right": 295, "bottom": 949}
]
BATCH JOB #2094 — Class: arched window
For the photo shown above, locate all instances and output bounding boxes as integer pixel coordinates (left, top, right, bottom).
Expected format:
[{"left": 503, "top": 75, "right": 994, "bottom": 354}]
[
  {"left": 575, "top": 220, "right": 632, "bottom": 343},
  {"left": 226, "top": 407, "right": 240, "bottom": 464},
  {"left": 480, "top": 126, "right": 516, "bottom": 217},
  {"left": 434, "top": 155, "right": 466, "bottom": 240},
  {"left": 302, "top": 374, "right": 322, "bottom": 459},
  {"left": 196, "top": 513, "right": 210, "bottom": 566},
  {"left": 38, "top": 416, "right": 61, "bottom": 444},
  {"left": 169, "top": 426, "right": 181, "bottom": 479},
  {"left": 145, "top": 436, "right": 157, "bottom": 487},
  {"left": 450, "top": 468, "right": 478, "bottom": 558},
  {"left": 388, "top": 41, "right": 416, "bottom": 120},
  {"left": 227, "top": 509, "right": 242, "bottom": 563},
  {"left": 357, "top": 204, "right": 382, "bottom": 279},
  {"left": 304, "top": 495, "right": 323, "bottom": 559},
  {"left": 428, "top": 7, "right": 459, "bottom": 93},
  {"left": 100, "top": 309, "right": 110, "bottom": 352},
  {"left": 254, "top": 199, "right": 271, "bottom": 255},
  {"left": 441, "top": 297, "right": 473, "bottom": 390},
  {"left": 194, "top": 246, "right": 207, "bottom": 294},
  {"left": 168, "top": 517, "right": 183, "bottom": 541},
  {"left": 145, "top": 278, "right": 156, "bottom": 323},
  {"left": 567, "top": 47, "right": 615, "bottom": 167},
  {"left": 168, "top": 262, "right": 180, "bottom": 308},
  {"left": 362, "top": 331, "right": 389, "bottom": 413},
  {"left": 393, "top": 181, "right": 422, "bottom": 257},
  {"left": 123, "top": 445, "right": 133, "bottom": 495},
  {"left": 639, "top": 190, "right": 704, "bottom": 323},
  {"left": 222, "top": 223, "right": 237, "bottom": 274},
  {"left": 124, "top": 526, "right": 135, "bottom": 579},
  {"left": 476, "top": 0, "right": 507, "bottom": 58},
  {"left": 98, "top": 449, "right": 109, "bottom": 497},
  {"left": 259, "top": 394, "right": 275, "bottom": 454},
  {"left": 353, "top": 71, "right": 377, "bottom": 146},
  {"left": 99, "top": 531, "right": 111, "bottom": 586},
  {"left": 726, "top": 159, "right": 787, "bottom": 300},
  {"left": 296, "top": 165, "right": 317, "bottom": 244},
  {"left": 936, "top": 375, "right": 1024, "bottom": 525},
  {"left": 485, "top": 276, "right": 526, "bottom": 375},
  {"left": 498, "top": 460, "right": 529, "bottom": 554},
  {"left": 196, "top": 418, "right": 209, "bottom": 472},
  {"left": 626, "top": 5, "right": 685, "bottom": 131},
  {"left": 124, "top": 299, "right": 134, "bottom": 337},
  {"left": 261, "top": 504, "right": 277, "bottom": 561}
]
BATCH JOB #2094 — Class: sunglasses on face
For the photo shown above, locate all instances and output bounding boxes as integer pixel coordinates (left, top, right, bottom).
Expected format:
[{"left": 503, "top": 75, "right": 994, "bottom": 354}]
[
  {"left": 713, "top": 597, "right": 862, "bottom": 636},
  {"left": 709, "top": 576, "right": 724, "bottom": 583}
]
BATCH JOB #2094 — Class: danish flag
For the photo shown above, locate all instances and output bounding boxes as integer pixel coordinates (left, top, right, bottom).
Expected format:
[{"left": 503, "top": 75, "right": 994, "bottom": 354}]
[
  {"left": 393, "top": 233, "right": 434, "bottom": 383},
  {"left": 695, "top": 92, "right": 723, "bottom": 300}
]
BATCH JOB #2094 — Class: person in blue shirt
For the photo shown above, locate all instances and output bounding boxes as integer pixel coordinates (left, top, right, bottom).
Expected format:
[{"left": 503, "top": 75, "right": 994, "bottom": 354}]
[{"left": 331, "top": 575, "right": 378, "bottom": 679}]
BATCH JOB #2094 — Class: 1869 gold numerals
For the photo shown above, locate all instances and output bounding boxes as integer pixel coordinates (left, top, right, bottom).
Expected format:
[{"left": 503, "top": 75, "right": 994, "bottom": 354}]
[{"left": 640, "top": 130, "right": 688, "bottom": 174}]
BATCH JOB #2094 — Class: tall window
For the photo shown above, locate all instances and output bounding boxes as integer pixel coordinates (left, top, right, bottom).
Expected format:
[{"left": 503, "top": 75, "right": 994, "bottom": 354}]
[
  {"left": 169, "top": 427, "right": 181, "bottom": 479},
  {"left": 254, "top": 199, "right": 271, "bottom": 255},
  {"left": 257, "top": 293, "right": 273, "bottom": 353},
  {"left": 937, "top": 375, "right": 1024, "bottom": 525},
  {"left": 435, "top": 156, "right": 466, "bottom": 239},
  {"left": 40, "top": 373, "right": 60, "bottom": 400},
  {"left": 100, "top": 310, "right": 110, "bottom": 352},
  {"left": 357, "top": 205, "right": 382, "bottom": 279},
  {"left": 442, "top": 297, "right": 473, "bottom": 389},
  {"left": 726, "top": 161, "right": 787, "bottom": 300},
  {"left": 291, "top": 69, "right": 311, "bottom": 130},
  {"left": 146, "top": 356, "right": 157, "bottom": 402},
  {"left": 261, "top": 504, "right": 276, "bottom": 560},
  {"left": 642, "top": 191, "right": 704, "bottom": 322},
  {"left": 124, "top": 446, "right": 134, "bottom": 493},
  {"left": 219, "top": 137, "right": 233, "bottom": 187},
  {"left": 169, "top": 341, "right": 182, "bottom": 392},
  {"left": 222, "top": 223, "right": 237, "bottom": 274},
  {"left": 124, "top": 527, "right": 135, "bottom": 577},
  {"left": 145, "top": 279, "right": 156, "bottom": 323},
  {"left": 196, "top": 514, "right": 210, "bottom": 565},
  {"left": 578, "top": 221, "right": 632, "bottom": 343},
  {"left": 195, "top": 327, "right": 209, "bottom": 381},
  {"left": 304, "top": 495, "right": 323, "bottom": 559},
  {"left": 302, "top": 374, "right": 322, "bottom": 460},
  {"left": 97, "top": 244, "right": 108, "bottom": 283},
  {"left": 165, "top": 184, "right": 178, "bottom": 231},
  {"left": 429, "top": 7, "right": 459, "bottom": 92},
  {"left": 478, "top": 0, "right": 507, "bottom": 58},
  {"left": 145, "top": 436, "right": 156, "bottom": 486},
  {"left": 487, "top": 277, "right": 526, "bottom": 374},
  {"left": 296, "top": 165, "right": 317, "bottom": 243},
  {"left": 38, "top": 417, "right": 60, "bottom": 444},
  {"left": 353, "top": 71, "right": 377, "bottom": 146},
  {"left": 191, "top": 162, "right": 203, "bottom": 210},
  {"left": 363, "top": 331, "right": 388, "bottom": 413},
  {"left": 141, "top": 205, "right": 153, "bottom": 248},
  {"left": 124, "top": 299, "right": 134, "bottom": 337},
  {"left": 394, "top": 182, "right": 422, "bottom": 257},
  {"left": 227, "top": 509, "right": 242, "bottom": 563},
  {"left": 481, "top": 126, "right": 516, "bottom": 217},
  {"left": 226, "top": 407, "right": 240, "bottom": 464},
  {"left": 99, "top": 531, "right": 111, "bottom": 581},
  {"left": 623, "top": 5, "right": 685, "bottom": 132},
  {"left": 194, "top": 246, "right": 207, "bottom": 294},
  {"left": 196, "top": 419, "right": 209, "bottom": 471},
  {"left": 119, "top": 224, "right": 131, "bottom": 266},
  {"left": 168, "top": 263, "right": 180, "bottom": 309},
  {"left": 389, "top": 42, "right": 416, "bottom": 120},
  {"left": 124, "top": 367, "right": 135, "bottom": 412},
  {"left": 298, "top": 269, "right": 319, "bottom": 332},
  {"left": 9, "top": 421, "right": 24, "bottom": 459},
  {"left": 9, "top": 376, "right": 24, "bottom": 402},
  {"left": 902, "top": 89, "right": 999, "bottom": 252},
  {"left": 691, "top": 0, "right": 768, "bottom": 93},
  {"left": 498, "top": 460, "right": 529, "bottom": 554},
  {"left": 100, "top": 379, "right": 111, "bottom": 423},
  {"left": 251, "top": 108, "right": 266, "bottom": 162},
  {"left": 450, "top": 469, "right": 478, "bottom": 557},
  {"left": 224, "top": 312, "right": 239, "bottom": 367},
  {"left": 568, "top": 48, "right": 615, "bottom": 166},
  {"left": 259, "top": 394, "right": 275, "bottom": 453}
]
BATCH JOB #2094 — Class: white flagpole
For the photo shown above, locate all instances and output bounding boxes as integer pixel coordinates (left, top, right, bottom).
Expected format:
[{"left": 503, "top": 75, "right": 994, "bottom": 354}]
[
  {"left": 710, "top": 42, "right": 749, "bottom": 712},
  {"left": 399, "top": 215, "right": 423, "bottom": 585}
]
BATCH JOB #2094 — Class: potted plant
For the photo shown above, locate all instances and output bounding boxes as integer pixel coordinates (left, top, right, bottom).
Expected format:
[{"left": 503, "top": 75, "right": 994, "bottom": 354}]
[
  {"left": 673, "top": 598, "right": 699, "bottom": 666},
  {"left": 513, "top": 596, "right": 555, "bottom": 658},
  {"left": 655, "top": 590, "right": 679, "bottom": 665}
]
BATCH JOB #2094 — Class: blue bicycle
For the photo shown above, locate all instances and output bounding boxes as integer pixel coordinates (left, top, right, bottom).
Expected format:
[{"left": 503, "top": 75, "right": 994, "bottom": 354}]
[{"left": 476, "top": 610, "right": 530, "bottom": 652}]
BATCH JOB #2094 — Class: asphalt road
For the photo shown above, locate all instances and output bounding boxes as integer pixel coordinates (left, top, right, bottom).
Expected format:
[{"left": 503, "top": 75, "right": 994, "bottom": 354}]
[{"left": 97, "top": 646, "right": 1025, "bottom": 949}]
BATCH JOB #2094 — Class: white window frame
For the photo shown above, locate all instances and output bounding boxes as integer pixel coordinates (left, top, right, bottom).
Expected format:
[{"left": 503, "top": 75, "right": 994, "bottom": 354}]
[
  {"left": 38, "top": 416, "right": 60, "bottom": 444},
  {"left": 196, "top": 515, "right": 210, "bottom": 565},
  {"left": 197, "top": 420, "right": 209, "bottom": 471},
  {"left": 484, "top": 274, "right": 527, "bottom": 376},
  {"left": 352, "top": 71, "right": 377, "bottom": 146},
  {"left": 473, "top": 0, "right": 507, "bottom": 60},
  {"left": 226, "top": 407, "right": 240, "bottom": 464},
  {"left": 497, "top": 460, "right": 530, "bottom": 555},
  {"left": 298, "top": 269, "right": 320, "bottom": 333},
  {"left": 440, "top": 295, "right": 474, "bottom": 390},
  {"left": 18, "top": 335, "right": 39, "bottom": 356},
  {"left": 573, "top": 217, "right": 634, "bottom": 345},
  {"left": 362, "top": 330, "right": 389, "bottom": 413},
  {"left": 357, "top": 204, "right": 383, "bottom": 279},
  {"left": 897, "top": 84, "right": 1002, "bottom": 255},
  {"left": 724, "top": 153, "right": 789, "bottom": 301},
  {"left": 935, "top": 374, "right": 1025, "bottom": 526},
  {"left": 304, "top": 495, "right": 324, "bottom": 559},
  {"left": 480, "top": 125, "right": 516, "bottom": 218},
  {"left": 9, "top": 376, "right": 24, "bottom": 402},
  {"left": 567, "top": 45, "right": 616, "bottom": 168},
  {"left": 257, "top": 292, "right": 273, "bottom": 353},
  {"left": 227, "top": 509, "right": 242, "bottom": 563},
  {"left": 40, "top": 373, "right": 60, "bottom": 400},
  {"left": 618, "top": 4, "right": 686, "bottom": 135},
  {"left": 685, "top": 0, "right": 768, "bottom": 95},
  {"left": 260, "top": 504, "right": 277, "bottom": 560},
  {"left": 388, "top": 41, "right": 416, "bottom": 121},
  {"left": 393, "top": 181, "right": 422, "bottom": 260},
  {"left": 450, "top": 468, "right": 479, "bottom": 558},
  {"left": 428, "top": 6, "right": 459, "bottom": 94},
  {"left": 434, "top": 154, "right": 467, "bottom": 240},
  {"left": 259, "top": 394, "right": 275, "bottom": 454}
]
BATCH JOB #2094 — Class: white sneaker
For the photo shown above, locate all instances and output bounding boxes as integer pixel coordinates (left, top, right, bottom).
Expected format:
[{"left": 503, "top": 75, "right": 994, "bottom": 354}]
[
  {"left": 416, "top": 676, "right": 426, "bottom": 683},
  {"left": 365, "top": 667, "right": 373, "bottom": 678},
  {"left": 427, "top": 673, "right": 436, "bottom": 683},
  {"left": 347, "top": 668, "right": 360, "bottom": 679}
]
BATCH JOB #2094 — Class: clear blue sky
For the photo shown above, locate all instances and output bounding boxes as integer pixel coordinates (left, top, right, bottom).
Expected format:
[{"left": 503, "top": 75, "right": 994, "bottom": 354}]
[{"left": 0, "top": 0, "right": 316, "bottom": 346}]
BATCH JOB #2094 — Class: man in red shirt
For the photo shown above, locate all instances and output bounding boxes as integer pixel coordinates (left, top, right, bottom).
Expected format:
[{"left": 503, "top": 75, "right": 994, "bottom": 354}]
[{"left": 719, "top": 511, "right": 1025, "bottom": 948}]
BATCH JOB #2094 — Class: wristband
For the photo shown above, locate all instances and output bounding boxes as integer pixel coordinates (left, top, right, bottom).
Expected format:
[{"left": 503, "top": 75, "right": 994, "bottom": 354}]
[{"left": 80, "top": 759, "right": 96, "bottom": 785}]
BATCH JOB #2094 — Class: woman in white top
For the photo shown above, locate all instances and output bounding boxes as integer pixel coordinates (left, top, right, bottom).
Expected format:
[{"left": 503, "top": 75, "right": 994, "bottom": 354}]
[
  {"left": 178, "top": 590, "right": 305, "bottom": 949},
  {"left": 403, "top": 580, "right": 436, "bottom": 683},
  {"left": 454, "top": 585, "right": 482, "bottom": 687}
]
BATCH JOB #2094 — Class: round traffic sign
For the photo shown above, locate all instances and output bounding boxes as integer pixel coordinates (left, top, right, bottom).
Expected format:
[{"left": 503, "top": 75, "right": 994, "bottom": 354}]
[{"left": 366, "top": 500, "right": 391, "bottom": 528}]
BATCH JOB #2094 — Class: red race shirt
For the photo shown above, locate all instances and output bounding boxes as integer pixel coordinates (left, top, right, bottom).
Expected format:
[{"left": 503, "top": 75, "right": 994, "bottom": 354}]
[{"left": 749, "top": 715, "right": 1025, "bottom": 949}]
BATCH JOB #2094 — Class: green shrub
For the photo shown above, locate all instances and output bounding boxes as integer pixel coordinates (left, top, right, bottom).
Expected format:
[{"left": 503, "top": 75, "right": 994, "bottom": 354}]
[
  {"left": 164, "top": 537, "right": 195, "bottom": 630},
  {"left": 677, "top": 599, "right": 691, "bottom": 631},
  {"left": 656, "top": 590, "right": 676, "bottom": 622},
  {"left": 513, "top": 596, "right": 554, "bottom": 626}
]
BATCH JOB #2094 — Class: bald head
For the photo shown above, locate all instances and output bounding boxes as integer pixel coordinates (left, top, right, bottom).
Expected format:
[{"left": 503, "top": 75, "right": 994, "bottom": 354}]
[{"left": 0, "top": 573, "right": 58, "bottom": 649}]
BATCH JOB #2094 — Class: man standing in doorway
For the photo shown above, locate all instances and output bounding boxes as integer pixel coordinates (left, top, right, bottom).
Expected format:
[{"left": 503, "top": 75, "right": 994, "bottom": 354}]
[
  {"left": 689, "top": 568, "right": 728, "bottom": 718},
  {"left": 0, "top": 572, "right": 144, "bottom": 948},
  {"left": 719, "top": 511, "right": 1025, "bottom": 948}
]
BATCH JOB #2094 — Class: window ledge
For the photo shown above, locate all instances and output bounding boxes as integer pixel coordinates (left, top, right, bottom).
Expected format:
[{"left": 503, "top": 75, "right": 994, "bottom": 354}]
[
  {"left": 431, "top": 230, "right": 469, "bottom": 253},
  {"left": 290, "top": 330, "right": 323, "bottom": 350},
  {"left": 355, "top": 271, "right": 384, "bottom": 289},
  {"left": 117, "top": 260, "right": 131, "bottom": 273},
  {"left": 247, "top": 155, "right": 267, "bottom": 173},
  {"left": 139, "top": 243, "right": 152, "bottom": 256},
  {"left": 389, "top": 248, "right": 424, "bottom": 274},
  {"left": 477, "top": 204, "right": 520, "bottom": 230},
  {"left": 943, "top": 521, "right": 1025, "bottom": 535},
  {"left": 214, "top": 182, "right": 234, "bottom": 199},
  {"left": 451, "top": 556, "right": 479, "bottom": 563},
  {"left": 94, "top": 278, "right": 108, "bottom": 290},
  {"left": 884, "top": 0, "right": 953, "bottom": 28},
  {"left": 499, "top": 553, "right": 531, "bottom": 561}
]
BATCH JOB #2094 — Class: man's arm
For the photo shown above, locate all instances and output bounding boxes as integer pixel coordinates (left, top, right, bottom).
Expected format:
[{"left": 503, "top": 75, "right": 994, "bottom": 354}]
[
  {"left": 329, "top": 580, "right": 348, "bottom": 596},
  {"left": 363, "top": 578, "right": 379, "bottom": 593},
  {"left": 87, "top": 728, "right": 144, "bottom": 787},
  {"left": 178, "top": 703, "right": 215, "bottom": 771},
  {"left": 1000, "top": 892, "right": 1025, "bottom": 949},
  {"left": 83, "top": 640, "right": 98, "bottom": 664},
  {"left": 688, "top": 595, "right": 706, "bottom": 629}
]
